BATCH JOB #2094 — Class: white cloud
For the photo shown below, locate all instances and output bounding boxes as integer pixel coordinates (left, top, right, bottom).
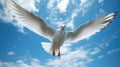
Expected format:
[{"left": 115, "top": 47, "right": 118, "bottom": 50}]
[
  {"left": 87, "top": 58, "right": 94, "bottom": 63},
  {"left": 0, "top": 59, "right": 44, "bottom": 67},
  {"left": 111, "top": 31, "right": 120, "bottom": 39},
  {"left": 17, "top": 0, "right": 40, "bottom": 12},
  {"left": 98, "top": 55, "right": 104, "bottom": 59},
  {"left": 45, "top": 43, "right": 101, "bottom": 67},
  {"left": 57, "top": 0, "right": 69, "bottom": 13},
  {"left": 90, "top": 47, "right": 100, "bottom": 55},
  {"left": 0, "top": 1, "right": 13, "bottom": 23},
  {"left": 47, "top": 0, "right": 57, "bottom": 9},
  {"left": 1, "top": 43, "right": 99, "bottom": 67},
  {"left": 107, "top": 48, "right": 120, "bottom": 54},
  {"left": 46, "top": 48, "right": 90, "bottom": 67},
  {"left": 47, "top": 0, "right": 94, "bottom": 29},
  {"left": 99, "top": 43, "right": 110, "bottom": 49},
  {"left": 66, "top": 0, "right": 94, "bottom": 29},
  {"left": 95, "top": 8, "right": 106, "bottom": 17},
  {"left": 60, "top": 43, "right": 71, "bottom": 54},
  {"left": 0, "top": 57, "right": 87, "bottom": 67},
  {"left": 47, "top": 0, "right": 69, "bottom": 13},
  {"left": 99, "top": 8, "right": 105, "bottom": 14},
  {"left": 98, "top": 0, "right": 104, "bottom": 4},
  {"left": 8, "top": 51, "right": 15, "bottom": 56},
  {"left": 0, "top": 0, "right": 25, "bottom": 34},
  {"left": 0, "top": 0, "right": 40, "bottom": 34},
  {"left": 66, "top": 22, "right": 74, "bottom": 29},
  {"left": 80, "top": 0, "right": 87, "bottom": 4}
]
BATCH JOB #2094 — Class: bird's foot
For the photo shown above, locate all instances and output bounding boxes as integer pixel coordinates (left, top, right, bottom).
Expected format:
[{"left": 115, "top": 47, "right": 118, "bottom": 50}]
[
  {"left": 52, "top": 50, "right": 55, "bottom": 56},
  {"left": 58, "top": 51, "right": 60, "bottom": 57}
]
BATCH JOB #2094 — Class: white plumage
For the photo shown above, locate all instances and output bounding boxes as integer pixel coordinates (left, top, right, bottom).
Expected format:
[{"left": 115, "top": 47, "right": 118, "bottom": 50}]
[{"left": 5, "top": 0, "right": 117, "bottom": 57}]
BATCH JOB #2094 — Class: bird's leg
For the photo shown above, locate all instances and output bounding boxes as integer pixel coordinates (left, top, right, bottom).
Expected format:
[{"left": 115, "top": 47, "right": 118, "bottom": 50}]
[
  {"left": 52, "top": 50, "right": 55, "bottom": 56},
  {"left": 58, "top": 48, "right": 60, "bottom": 57}
]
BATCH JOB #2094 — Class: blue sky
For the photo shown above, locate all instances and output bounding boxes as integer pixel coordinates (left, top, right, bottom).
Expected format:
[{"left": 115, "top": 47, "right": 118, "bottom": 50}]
[{"left": 0, "top": 0, "right": 120, "bottom": 67}]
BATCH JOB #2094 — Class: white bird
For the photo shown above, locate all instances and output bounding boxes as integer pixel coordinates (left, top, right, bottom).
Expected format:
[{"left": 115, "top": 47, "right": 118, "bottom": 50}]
[{"left": 5, "top": 0, "right": 117, "bottom": 57}]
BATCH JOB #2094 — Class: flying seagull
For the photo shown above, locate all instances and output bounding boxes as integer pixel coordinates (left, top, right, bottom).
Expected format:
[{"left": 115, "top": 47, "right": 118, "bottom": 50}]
[{"left": 5, "top": 0, "right": 117, "bottom": 57}]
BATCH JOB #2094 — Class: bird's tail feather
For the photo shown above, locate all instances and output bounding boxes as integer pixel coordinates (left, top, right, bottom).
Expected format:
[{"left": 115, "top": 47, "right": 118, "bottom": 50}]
[
  {"left": 41, "top": 42, "right": 59, "bottom": 56},
  {"left": 41, "top": 42, "right": 52, "bottom": 54}
]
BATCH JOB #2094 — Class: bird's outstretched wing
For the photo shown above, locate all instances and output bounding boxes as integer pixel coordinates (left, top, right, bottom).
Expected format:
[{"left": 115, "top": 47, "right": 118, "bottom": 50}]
[
  {"left": 5, "top": 0, "right": 55, "bottom": 40},
  {"left": 67, "top": 12, "right": 117, "bottom": 43}
]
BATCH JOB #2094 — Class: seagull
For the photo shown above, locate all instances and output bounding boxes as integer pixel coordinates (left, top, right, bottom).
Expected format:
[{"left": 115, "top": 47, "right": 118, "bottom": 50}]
[{"left": 5, "top": 0, "right": 117, "bottom": 57}]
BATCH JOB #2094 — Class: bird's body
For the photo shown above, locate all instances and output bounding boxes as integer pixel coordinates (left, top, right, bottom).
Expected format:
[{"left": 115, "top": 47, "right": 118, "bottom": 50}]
[
  {"left": 6, "top": 0, "right": 118, "bottom": 57},
  {"left": 51, "top": 29, "right": 66, "bottom": 56},
  {"left": 52, "top": 30, "right": 66, "bottom": 51}
]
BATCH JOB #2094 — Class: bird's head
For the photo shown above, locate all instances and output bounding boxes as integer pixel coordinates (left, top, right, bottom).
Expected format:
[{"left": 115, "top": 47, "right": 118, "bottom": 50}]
[{"left": 61, "top": 25, "right": 66, "bottom": 31}]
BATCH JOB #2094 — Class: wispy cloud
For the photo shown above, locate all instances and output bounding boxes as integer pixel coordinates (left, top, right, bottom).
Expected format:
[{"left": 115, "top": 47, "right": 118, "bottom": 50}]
[
  {"left": 90, "top": 47, "right": 101, "bottom": 55},
  {"left": 98, "top": 0, "right": 104, "bottom": 4},
  {"left": 97, "top": 31, "right": 120, "bottom": 59},
  {"left": 0, "top": 58, "right": 44, "bottom": 67},
  {"left": 0, "top": 46, "right": 91, "bottom": 67},
  {"left": 66, "top": 0, "right": 94, "bottom": 29},
  {"left": 107, "top": 48, "right": 120, "bottom": 54},
  {"left": 47, "top": 0, "right": 94, "bottom": 29},
  {"left": 98, "top": 55, "right": 104, "bottom": 59},
  {"left": 8, "top": 51, "right": 15, "bottom": 56}
]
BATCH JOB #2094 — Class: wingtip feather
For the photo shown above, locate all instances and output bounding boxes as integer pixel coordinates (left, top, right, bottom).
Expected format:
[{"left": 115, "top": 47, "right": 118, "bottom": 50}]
[{"left": 104, "top": 12, "right": 118, "bottom": 19}]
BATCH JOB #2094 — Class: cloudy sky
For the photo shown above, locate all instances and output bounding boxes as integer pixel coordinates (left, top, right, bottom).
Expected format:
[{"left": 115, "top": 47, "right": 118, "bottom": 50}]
[{"left": 0, "top": 0, "right": 120, "bottom": 67}]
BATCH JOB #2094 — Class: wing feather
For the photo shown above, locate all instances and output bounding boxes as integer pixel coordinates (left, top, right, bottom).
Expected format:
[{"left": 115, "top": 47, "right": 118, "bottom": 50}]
[
  {"left": 5, "top": 0, "right": 55, "bottom": 40},
  {"left": 67, "top": 12, "right": 117, "bottom": 42}
]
